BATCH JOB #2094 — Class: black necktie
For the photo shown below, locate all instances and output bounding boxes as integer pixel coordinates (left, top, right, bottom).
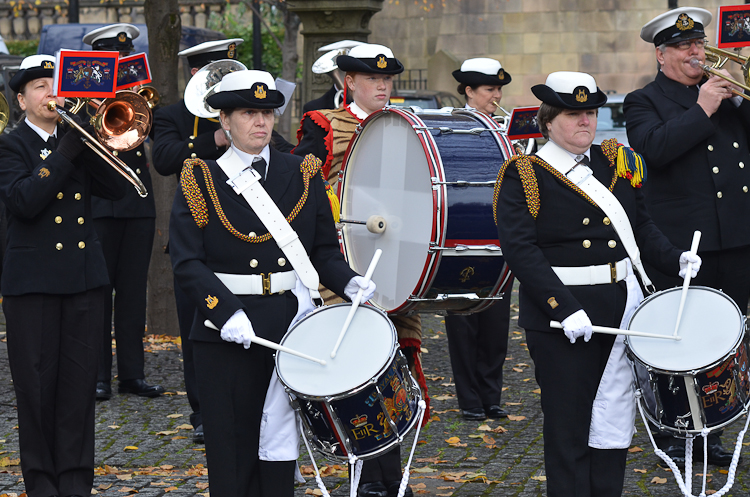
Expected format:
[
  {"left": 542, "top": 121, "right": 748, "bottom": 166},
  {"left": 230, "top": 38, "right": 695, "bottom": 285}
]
[
  {"left": 253, "top": 158, "right": 267, "bottom": 184},
  {"left": 576, "top": 155, "right": 590, "bottom": 166},
  {"left": 47, "top": 135, "right": 57, "bottom": 150}
]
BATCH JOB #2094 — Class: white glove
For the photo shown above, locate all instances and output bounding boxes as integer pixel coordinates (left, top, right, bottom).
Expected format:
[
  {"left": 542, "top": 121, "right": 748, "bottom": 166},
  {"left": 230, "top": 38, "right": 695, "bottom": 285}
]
[
  {"left": 220, "top": 309, "right": 256, "bottom": 349},
  {"left": 678, "top": 251, "right": 702, "bottom": 279},
  {"left": 344, "top": 276, "right": 376, "bottom": 302},
  {"left": 560, "top": 309, "right": 593, "bottom": 344}
]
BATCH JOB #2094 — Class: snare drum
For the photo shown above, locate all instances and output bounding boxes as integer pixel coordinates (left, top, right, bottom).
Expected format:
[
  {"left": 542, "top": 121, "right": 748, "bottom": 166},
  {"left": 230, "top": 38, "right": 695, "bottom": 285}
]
[
  {"left": 276, "top": 304, "right": 421, "bottom": 461},
  {"left": 627, "top": 286, "right": 750, "bottom": 436},
  {"left": 338, "top": 107, "right": 514, "bottom": 314}
]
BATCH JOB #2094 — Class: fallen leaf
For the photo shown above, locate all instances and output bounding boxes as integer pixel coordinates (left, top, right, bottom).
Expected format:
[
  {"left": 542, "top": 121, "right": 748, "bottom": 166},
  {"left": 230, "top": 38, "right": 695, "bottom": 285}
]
[
  {"left": 108, "top": 425, "right": 120, "bottom": 429},
  {"left": 412, "top": 483, "right": 427, "bottom": 489},
  {"left": 175, "top": 424, "right": 194, "bottom": 430},
  {"left": 465, "top": 456, "right": 477, "bottom": 460},
  {"left": 117, "top": 488, "right": 136, "bottom": 493},
  {"left": 437, "top": 486, "right": 455, "bottom": 490},
  {"left": 492, "top": 425, "right": 508, "bottom": 433},
  {"left": 512, "top": 367, "right": 523, "bottom": 373},
  {"left": 477, "top": 424, "right": 492, "bottom": 431},
  {"left": 468, "top": 434, "right": 484, "bottom": 438},
  {"left": 156, "top": 430, "right": 179, "bottom": 436},
  {"left": 432, "top": 395, "right": 455, "bottom": 401},
  {"left": 628, "top": 446, "right": 643, "bottom": 453},
  {"left": 195, "top": 482, "right": 209, "bottom": 490},
  {"left": 172, "top": 436, "right": 188, "bottom": 440},
  {"left": 651, "top": 477, "right": 667, "bottom": 484},
  {"left": 123, "top": 446, "right": 138, "bottom": 451},
  {"left": 166, "top": 414, "right": 183, "bottom": 419},
  {"left": 507, "top": 415, "right": 526, "bottom": 421},
  {"left": 420, "top": 347, "right": 428, "bottom": 353},
  {"left": 164, "top": 487, "right": 178, "bottom": 493},
  {"left": 160, "top": 465, "right": 174, "bottom": 470},
  {"left": 412, "top": 466, "right": 436, "bottom": 473},
  {"left": 482, "top": 435, "right": 495, "bottom": 444},
  {"left": 719, "top": 469, "right": 729, "bottom": 474},
  {"left": 505, "top": 402, "right": 522, "bottom": 406},
  {"left": 530, "top": 475, "right": 546, "bottom": 481},
  {"left": 0, "top": 457, "right": 20, "bottom": 467},
  {"left": 522, "top": 378, "right": 533, "bottom": 382},
  {"left": 532, "top": 388, "right": 542, "bottom": 394},
  {"left": 98, "top": 484, "right": 113, "bottom": 490},
  {"left": 634, "top": 468, "right": 647, "bottom": 473},
  {"left": 116, "top": 474, "right": 132, "bottom": 480}
]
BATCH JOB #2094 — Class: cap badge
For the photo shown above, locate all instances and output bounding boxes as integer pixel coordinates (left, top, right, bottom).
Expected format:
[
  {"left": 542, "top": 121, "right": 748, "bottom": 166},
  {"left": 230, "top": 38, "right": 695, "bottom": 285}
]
[
  {"left": 43, "top": 61, "right": 54, "bottom": 70},
  {"left": 228, "top": 43, "right": 236, "bottom": 59},
  {"left": 205, "top": 295, "right": 218, "bottom": 309},
  {"left": 376, "top": 55, "right": 387, "bottom": 69},
  {"left": 676, "top": 13, "right": 695, "bottom": 31},
  {"left": 118, "top": 32, "right": 127, "bottom": 42},
  {"left": 498, "top": 69, "right": 505, "bottom": 80},
  {"left": 38, "top": 166, "right": 50, "bottom": 177},
  {"left": 254, "top": 83, "right": 267, "bottom": 100},
  {"left": 575, "top": 87, "right": 589, "bottom": 103}
]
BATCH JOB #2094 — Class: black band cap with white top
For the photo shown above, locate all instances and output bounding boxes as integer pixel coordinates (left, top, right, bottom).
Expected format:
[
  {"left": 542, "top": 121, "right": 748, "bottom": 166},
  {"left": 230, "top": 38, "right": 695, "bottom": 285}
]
[
  {"left": 206, "top": 70, "right": 285, "bottom": 110},
  {"left": 179, "top": 38, "right": 244, "bottom": 69},
  {"left": 452, "top": 57, "right": 511, "bottom": 87},
  {"left": 83, "top": 23, "right": 139, "bottom": 52},
  {"left": 531, "top": 71, "right": 607, "bottom": 110},
  {"left": 640, "top": 7, "right": 711, "bottom": 46},
  {"left": 9, "top": 54, "right": 56, "bottom": 93},
  {"left": 336, "top": 43, "right": 404, "bottom": 75}
]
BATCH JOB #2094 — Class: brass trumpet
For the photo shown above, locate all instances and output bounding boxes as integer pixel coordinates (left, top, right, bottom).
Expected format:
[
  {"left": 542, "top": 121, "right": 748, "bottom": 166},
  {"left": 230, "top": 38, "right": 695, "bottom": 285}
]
[{"left": 47, "top": 100, "right": 148, "bottom": 198}]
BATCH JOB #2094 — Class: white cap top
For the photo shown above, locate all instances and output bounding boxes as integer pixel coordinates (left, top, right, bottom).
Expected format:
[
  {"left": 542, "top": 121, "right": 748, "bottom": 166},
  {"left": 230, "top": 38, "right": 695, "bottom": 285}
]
[
  {"left": 82, "top": 23, "right": 140, "bottom": 45},
  {"left": 218, "top": 70, "right": 276, "bottom": 92},
  {"left": 545, "top": 71, "right": 597, "bottom": 94},
  {"left": 347, "top": 43, "right": 395, "bottom": 60},
  {"left": 20, "top": 54, "right": 55, "bottom": 70},
  {"left": 640, "top": 7, "right": 711, "bottom": 44},
  {"left": 318, "top": 40, "right": 365, "bottom": 52},
  {"left": 459, "top": 57, "right": 503, "bottom": 76},
  {"left": 178, "top": 38, "right": 244, "bottom": 57}
]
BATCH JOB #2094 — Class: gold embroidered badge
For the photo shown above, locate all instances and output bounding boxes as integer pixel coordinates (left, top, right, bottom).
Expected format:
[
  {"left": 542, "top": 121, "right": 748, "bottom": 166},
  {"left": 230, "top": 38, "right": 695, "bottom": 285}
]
[
  {"left": 43, "top": 61, "right": 54, "bottom": 70},
  {"left": 254, "top": 84, "right": 267, "bottom": 99},
  {"left": 205, "top": 295, "right": 218, "bottom": 309},
  {"left": 575, "top": 88, "right": 588, "bottom": 103},
  {"left": 228, "top": 43, "right": 236, "bottom": 58},
  {"left": 547, "top": 297, "right": 559, "bottom": 309},
  {"left": 377, "top": 56, "right": 387, "bottom": 69},
  {"left": 459, "top": 267, "right": 475, "bottom": 283},
  {"left": 118, "top": 33, "right": 127, "bottom": 42},
  {"left": 38, "top": 167, "right": 50, "bottom": 178},
  {"left": 676, "top": 13, "right": 695, "bottom": 31},
  {"left": 39, "top": 149, "right": 51, "bottom": 160},
  {"left": 498, "top": 69, "right": 505, "bottom": 80}
]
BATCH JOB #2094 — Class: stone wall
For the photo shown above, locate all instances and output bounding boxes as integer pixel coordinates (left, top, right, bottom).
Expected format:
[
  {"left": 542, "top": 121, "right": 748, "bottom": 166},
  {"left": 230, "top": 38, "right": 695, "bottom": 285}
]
[{"left": 366, "top": 0, "right": 741, "bottom": 108}]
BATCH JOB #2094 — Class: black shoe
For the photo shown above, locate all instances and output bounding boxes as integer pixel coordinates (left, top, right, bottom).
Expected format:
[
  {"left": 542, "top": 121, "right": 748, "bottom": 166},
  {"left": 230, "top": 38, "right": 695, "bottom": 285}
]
[
  {"left": 96, "top": 381, "right": 112, "bottom": 400},
  {"left": 461, "top": 407, "right": 487, "bottom": 421},
  {"left": 707, "top": 444, "right": 736, "bottom": 467},
  {"left": 386, "top": 480, "right": 413, "bottom": 497},
  {"left": 484, "top": 405, "right": 509, "bottom": 419},
  {"left": 193, "top": 424, "right": 205, "bottom": 444},
  {"left": 118, "top": 379, "right": 165, "bottom": 397},
  {"left": 358, "top": 481, "right": 388, "bottom": 497},
  {"left": 664, "top": 445, "right": 686, "bottom": 465}
]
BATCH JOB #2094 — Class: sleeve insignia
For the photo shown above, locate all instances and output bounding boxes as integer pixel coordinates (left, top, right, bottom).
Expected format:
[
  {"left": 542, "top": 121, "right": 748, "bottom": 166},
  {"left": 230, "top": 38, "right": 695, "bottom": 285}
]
[
  {"left": 205, "top": 295, "right": 218, "bottom": 309},
  {"left": 547, "top": 297, "right": 559, "bottom": 309},
  {"left": 40, "top": 149, "right": 51, "bottom": 160},
  {"left": 38, "top": 167, "right": 50, "bottom": 178}
]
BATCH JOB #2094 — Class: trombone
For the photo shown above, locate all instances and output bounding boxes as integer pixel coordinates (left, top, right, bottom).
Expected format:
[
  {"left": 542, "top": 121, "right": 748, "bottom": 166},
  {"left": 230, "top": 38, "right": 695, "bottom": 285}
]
[{"left": 693, "top": 45, "right": 750, "bottom": 102}]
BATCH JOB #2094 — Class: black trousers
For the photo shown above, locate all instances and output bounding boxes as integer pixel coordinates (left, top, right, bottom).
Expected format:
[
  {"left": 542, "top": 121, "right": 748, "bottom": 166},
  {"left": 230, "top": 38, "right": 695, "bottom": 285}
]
[
  {"left": 173, "top": 276, "right": 201, "bottom": 428},
  {"left": 526, "top": 329, "right": 627, "bottom": 497},
  {"left": 4, "top": 287, "right": 105, "bottom": 497},
  {"left": 194, "top": 339, "right": 294, "bottom": 497},
  {"left": 445, "top": 291, "right": 511, "bottom": 410},
  {"left": 94, "top": 217, "right": 155, "bottom": 382},
  {"left": 359, "top": 445, "right": 403, "bottom": 484}
]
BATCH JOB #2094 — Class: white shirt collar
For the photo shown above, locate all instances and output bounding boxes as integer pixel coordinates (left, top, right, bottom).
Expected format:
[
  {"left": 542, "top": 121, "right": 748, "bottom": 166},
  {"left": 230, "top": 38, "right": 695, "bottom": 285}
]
[
  {"left": 25, "top": 117, "right": 57, "bottom": 142},
  {"left": 348, "top": 102, "right": 371, "bottom": 120},
  {"left": 230, "top": 143, "right": 271, "bottom": 179},
  {"left": 549, "top": 139, "right": 590, "bottom": 163}
]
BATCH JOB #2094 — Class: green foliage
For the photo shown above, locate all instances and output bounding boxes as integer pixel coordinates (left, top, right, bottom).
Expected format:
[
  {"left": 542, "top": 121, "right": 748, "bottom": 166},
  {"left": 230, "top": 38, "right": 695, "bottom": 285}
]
[
  {"left": 6, "top": 39, "right": 38, "bottom": 57},
  {"left": 207, "top": 1, "right": 284, "bottom": 77}
]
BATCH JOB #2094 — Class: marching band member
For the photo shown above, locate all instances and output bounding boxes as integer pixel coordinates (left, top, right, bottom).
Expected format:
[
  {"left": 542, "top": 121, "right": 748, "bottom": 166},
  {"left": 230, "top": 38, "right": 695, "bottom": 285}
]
[
  {"left": 447, "top": 58, "right": 514, "bottom": 421},
  {"left": 494, "top": 71, "right": 698, "bottom": 496},
  {"left": 169, "top": 69, "right": 370, "bottom": 496},
  {"left": 293, "top": 43, "right": 421, "bottom": 497},
  {"left": 153, "top": 37, "right": 245, "bottom": 444},
  {"left": 624, "top": 7, "right": 750, "bottom": 465},
  {"left": 82, "top": 23, "right": 164, "bottom": 401},
  {"left": 301, "top": 39, "right": 362, "bottom": 113},
  {"left": 0, "top": 54, "right": 128, "bottom": 497}
]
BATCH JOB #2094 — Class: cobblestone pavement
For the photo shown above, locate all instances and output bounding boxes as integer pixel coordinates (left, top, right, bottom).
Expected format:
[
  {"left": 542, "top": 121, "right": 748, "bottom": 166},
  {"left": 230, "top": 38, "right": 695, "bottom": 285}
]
[{"left": 0, "top": 286, "right": 747, "bottom": 495}]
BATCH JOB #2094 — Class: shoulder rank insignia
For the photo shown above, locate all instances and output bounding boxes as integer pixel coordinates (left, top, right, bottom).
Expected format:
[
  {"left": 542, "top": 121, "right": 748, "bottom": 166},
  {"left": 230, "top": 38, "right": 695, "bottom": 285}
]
[
  {"left": 38, "top": 167, "right": 50, "bottom": 178},
  {"left": 205, "top": 295, "right": 218, "bottom": 309},
  {"left": 40, "top": 149, "right": 51, "bottom": 161}
]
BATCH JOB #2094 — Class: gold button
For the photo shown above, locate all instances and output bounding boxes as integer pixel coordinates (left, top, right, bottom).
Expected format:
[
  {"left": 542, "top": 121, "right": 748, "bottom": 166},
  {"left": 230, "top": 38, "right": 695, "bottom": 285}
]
[
  {"left": 57, "top": 192, "right": 63, "bottom": 199},
  {"left": 136, "top": 151, "right": 142, "bottom": 157},
  {"left": 188, "top": 143, "right": 194, "bottom": 149},
  {"left": 744, "top": 186, "right": 748, "bottom": 193},
  {"left": 189, "top": 135, "right": 195, "bottom": 140},
  {"left": 74, "top": 193, "right": 81, "bottom": 200},
  {"left": 741, "top": 162, "right": 745, "bottom": 169},
  {"left": 55, "top": 243, "right": 63, "bottom": 250},
  {"left": 249, "top": 232, "right": 256, "bottom": 237},
  {"left": 54, "top": 216, "right": 62, "bottom": 224},
  {"left": 78, "top": 217, "right": 84, "bottom": 224},
  {"left": 602, "top": 217, "right": 611, "bottom": 226},
  {"left": 608, "top": 240, "right": 616, "bottom": 248},
  {"left": 582, "top": 217, "right": 590, "bottom": 225},
  {"left": 78, "top": 241, "right": 85, "bottom": 249},
  {"left": 582, "top": 240, "right": 591, "bottom": 249},
  {"left": 708, "top": 144, "right": 714, "bottom": 151},
  {"left": 112, "top": 150, "right": 118, "bottom": 156},
  {"left": 713, "top": 166, "right": 719, "bottom": 174},
  {"left": 136, "top": 168, "right": 141, "bottom": 174},
  {"left": 717, "top": 191, "right": 723, "bottom": 198},
  {"left": 278, "top": 258, "right": 286, "bottom": 267},
  {"left": 249, "top": 259, "right": 258, "bottom": 268},
  {"left": 734, "top": 142, "right": 740, "bottom": 149},
  {"left": 191, "top": 153, "right": 197, "bottom": 158}
]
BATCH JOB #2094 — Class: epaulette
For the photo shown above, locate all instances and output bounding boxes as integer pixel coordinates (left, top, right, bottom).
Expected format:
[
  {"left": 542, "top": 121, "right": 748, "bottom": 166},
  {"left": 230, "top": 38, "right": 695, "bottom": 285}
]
[{"left": 601, "top": 138, "right": 647, "bottom": 188}]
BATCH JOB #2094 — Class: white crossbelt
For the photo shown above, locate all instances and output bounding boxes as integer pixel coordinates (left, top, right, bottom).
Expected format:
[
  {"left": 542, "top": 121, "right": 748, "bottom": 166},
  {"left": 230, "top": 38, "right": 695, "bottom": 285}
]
[
  {"left": 214, "top": 270, "right": 296, "bottom": 295},
  {"left": 551, "top": 258, "right": 628, "bottom": 286},
  {"left": 217, "top": 148, "right": 320, "bottom": 291}
]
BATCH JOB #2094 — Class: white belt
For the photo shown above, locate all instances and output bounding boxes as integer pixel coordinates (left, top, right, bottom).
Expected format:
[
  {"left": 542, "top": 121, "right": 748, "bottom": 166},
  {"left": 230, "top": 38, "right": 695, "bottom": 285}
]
[
  {"left": 551, "top": 258, "right": 628, "bottom": 286},
  {"left": 215, "top": 271, "right": 296, "bottom": 295}
]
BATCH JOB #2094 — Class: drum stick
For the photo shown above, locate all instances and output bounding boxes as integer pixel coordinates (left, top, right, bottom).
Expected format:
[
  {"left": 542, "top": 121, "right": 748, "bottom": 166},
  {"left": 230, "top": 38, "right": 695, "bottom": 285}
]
[
  {"left": 673, "top": 230, "right": 702, "bottom": 338},
  {"left": 549, "top": 321, "right": 681, "bottom": 341},
  {"left": 330, "top": 248, "right": 383, "bottom": 359},
  {"left": 203, "top": 320, "right": 327, "bottom": 365}
]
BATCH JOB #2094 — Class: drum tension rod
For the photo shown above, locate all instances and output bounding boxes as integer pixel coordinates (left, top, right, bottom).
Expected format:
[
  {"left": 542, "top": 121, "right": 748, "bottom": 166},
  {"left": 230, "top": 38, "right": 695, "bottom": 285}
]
[
  {"left": 430, "top": 179, "right": 497, "bottom": 186},
  {"left": 413, "top": 126, "right": 502, "bottom": 136}
]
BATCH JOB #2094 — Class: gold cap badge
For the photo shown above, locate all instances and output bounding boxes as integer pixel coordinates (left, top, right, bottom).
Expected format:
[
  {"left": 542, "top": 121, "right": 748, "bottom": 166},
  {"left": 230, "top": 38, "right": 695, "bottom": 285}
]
[
  {"left": 228, "top": 43, "right": 236, "bottom": 59},
  {"left": 547, "top": 297, "right": 559, "bottom": 309},
  {"left": 376, "top": 55, "right": 387, "bottom": 69},
  {"left": 676, "top": 13, "right": 695, "bottom": 31},
  {"left": 575, "top": 87, "right": 589, "bottom": 103},
  {"left": 118, "top": 32, "right": 127, "bottom": 42},
  {"left": 205, "top": 295, "right": 218, "bottom": 309},
  {"left": 43, "top": 61, "right": 54, "bottom": 70},
  {"left": 498, "top": 69, "right": 505, "bottom": 80},
  {"left": 254, "top": 84, "right": 267, "bottom": 100}
]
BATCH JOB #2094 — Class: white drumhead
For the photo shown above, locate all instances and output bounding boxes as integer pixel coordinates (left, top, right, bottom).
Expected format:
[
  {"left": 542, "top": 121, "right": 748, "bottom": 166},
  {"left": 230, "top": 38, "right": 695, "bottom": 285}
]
[
  {"left": 628, "top": 287, "right": 744, "bottom": 372},
  {"left": 276, "top": 304, "right": 396, "bottom": 397},
  {"left": 340, "top": 111, "right": 435, "bottom": 312}
]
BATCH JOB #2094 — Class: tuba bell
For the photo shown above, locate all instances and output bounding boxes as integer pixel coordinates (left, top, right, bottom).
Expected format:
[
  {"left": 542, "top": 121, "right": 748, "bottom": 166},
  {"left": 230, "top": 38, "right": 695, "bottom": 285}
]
[{"left": 184, "top": 59, "right": 248, "bottom": 119}]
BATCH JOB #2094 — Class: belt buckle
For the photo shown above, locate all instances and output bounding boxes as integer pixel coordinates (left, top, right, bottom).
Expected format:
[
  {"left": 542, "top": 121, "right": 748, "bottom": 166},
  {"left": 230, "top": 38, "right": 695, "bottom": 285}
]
[
  {"left": 609, "top": 262, "right": 617, "bottom": 283},
  {"left": 261, "top": 272, "right": 272, "bottom": 295}
]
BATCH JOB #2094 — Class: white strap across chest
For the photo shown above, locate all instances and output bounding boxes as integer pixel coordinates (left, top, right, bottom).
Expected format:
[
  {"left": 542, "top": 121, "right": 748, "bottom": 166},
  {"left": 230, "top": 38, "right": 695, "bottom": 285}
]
[
  {"left": 217, "top": 148, "right": 320, "bottom": 291},
  {"left": 536, "top": 141, "right": 653, "bottom": 288}
]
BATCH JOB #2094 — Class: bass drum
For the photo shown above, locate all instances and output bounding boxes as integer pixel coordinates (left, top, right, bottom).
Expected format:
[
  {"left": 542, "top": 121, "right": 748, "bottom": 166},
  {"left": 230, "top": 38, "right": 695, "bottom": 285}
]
[{"left": 338, "top": 107, "right": 514, "bottom": 315}]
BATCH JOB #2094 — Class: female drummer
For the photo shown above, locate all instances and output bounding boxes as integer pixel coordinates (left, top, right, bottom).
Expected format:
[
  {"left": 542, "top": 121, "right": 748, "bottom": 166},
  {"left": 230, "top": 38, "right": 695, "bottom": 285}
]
[
  {"left": 169, "top": 69, "right": 372, "bottom": 496},
  {"left": 494, "top": 71, "right": 700, "bottom": 497},
  {"left": 294, "top": 43, "right": 422, "bottom": 497},
  {"left": 446, "top": 58, "right": 515, "bottom": 422}
]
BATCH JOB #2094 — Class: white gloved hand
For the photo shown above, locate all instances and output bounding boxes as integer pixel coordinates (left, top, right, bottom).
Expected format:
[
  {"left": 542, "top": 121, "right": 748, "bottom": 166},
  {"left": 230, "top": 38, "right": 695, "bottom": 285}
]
[
  {"left": 344, "top": 276, "right": 376, "bottom": 302},
  {"left": 220, "top": 309, "right": 256, "bottom": 349},
  {"left": 560, "top": 309, "right": 593, "bottom": 344},
  {"left": 678, "top": 251, "right": 702, "bottom": 279}
]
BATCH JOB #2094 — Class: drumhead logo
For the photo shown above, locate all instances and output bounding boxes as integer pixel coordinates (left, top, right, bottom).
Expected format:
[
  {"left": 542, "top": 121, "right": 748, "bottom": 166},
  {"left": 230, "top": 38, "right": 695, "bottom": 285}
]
[
  {"left": 350, "top": 414, "right": 368, "bottom": 428},
  {"left": 459, "top": 267, "right": 475, "bottom": 282}
]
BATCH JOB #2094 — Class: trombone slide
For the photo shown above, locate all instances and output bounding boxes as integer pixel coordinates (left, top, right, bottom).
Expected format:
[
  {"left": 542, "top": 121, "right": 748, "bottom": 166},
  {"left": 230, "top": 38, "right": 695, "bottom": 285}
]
[{"left": 690, "top": 59, "right": 750, "bottom": 102}]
